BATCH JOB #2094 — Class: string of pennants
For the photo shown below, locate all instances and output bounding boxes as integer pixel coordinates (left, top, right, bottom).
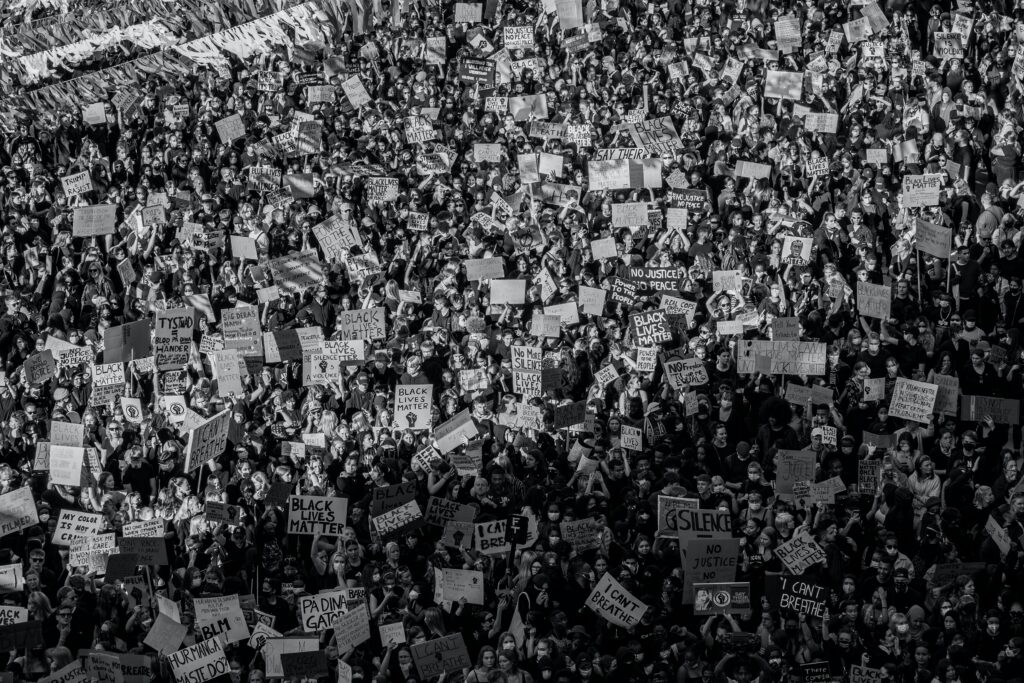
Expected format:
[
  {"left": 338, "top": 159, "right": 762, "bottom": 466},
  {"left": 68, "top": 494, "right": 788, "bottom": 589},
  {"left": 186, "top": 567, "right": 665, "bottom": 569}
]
[{"left": 0, "top": 0, "right": 349, "bottom": 119}]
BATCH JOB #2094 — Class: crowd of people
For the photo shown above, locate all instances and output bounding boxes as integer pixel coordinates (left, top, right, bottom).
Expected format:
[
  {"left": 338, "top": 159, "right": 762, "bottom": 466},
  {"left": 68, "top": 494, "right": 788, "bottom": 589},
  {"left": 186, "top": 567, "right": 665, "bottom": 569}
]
[{"left": 4, "top": 0, "right": 1024, "bottom": 682}]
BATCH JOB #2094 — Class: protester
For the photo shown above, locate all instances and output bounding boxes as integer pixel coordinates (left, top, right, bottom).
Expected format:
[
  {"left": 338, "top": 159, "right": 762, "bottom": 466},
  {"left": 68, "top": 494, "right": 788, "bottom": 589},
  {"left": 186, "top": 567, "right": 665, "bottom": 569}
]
[{"left": 4, "top": 0, "right": 1024, "bottom": 682}]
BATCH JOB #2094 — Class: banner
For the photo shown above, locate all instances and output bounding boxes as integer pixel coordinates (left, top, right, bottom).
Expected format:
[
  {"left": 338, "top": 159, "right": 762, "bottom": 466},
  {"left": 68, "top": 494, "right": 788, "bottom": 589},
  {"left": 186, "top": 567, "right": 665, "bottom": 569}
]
[
  {"left": 916, "top": 219, "right": 952, "bottom": 258},
  {"left": 737, "top": 341, "right": 826, "bottom": 375}
]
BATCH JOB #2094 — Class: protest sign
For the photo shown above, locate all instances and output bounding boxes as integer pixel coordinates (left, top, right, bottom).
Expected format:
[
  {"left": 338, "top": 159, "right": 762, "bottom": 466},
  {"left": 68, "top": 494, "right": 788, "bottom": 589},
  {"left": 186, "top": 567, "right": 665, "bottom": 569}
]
[
  {"left": 454, "top": 2, "right": 482, "bottom": 21},
  {"left": 425, "top": 497, "right": 476, "bottom": 527},
  {"left": 682, "top": 538, "right": 741, "bottom": 603},
  {"left": 916, "top": 219, "right": 952, "bottom": 258},
  {"left": 475, "top": 519, "right": 511, "bottom": 555},
  {"left": 184, "top": 410, "right": 230, "bottom": 471},
  {"left": 804, "top": 155, "right": 830, "bottom": 177},
  {"left": 53, "top": 510, "right": 102, "bottom": 546},
  {"left": 49, "top": 446, "right": 84, "bottom": 487},
  {"left": 775, "top": 533, "right": 828, "bottom": 574},
  {"left": 167, "top": 638, "right": 230, "bottom": 683},
  {"left": 800, "top": 662, "right": 831, "bottom": 683},
  {"left": 961, "top": 395, "right": 1020, "bottom": 424},
  {"left": 194, "top": 595, "right": 249, "bottom": 644},
  {"left": 933, "top": 32, "right": 964, "bottom": 58},
  {"left": 630, "top": 310, "right": 671, "bottom": 346},
  {"left": 24, "top": 350, "right": 56, "bottom": 385},
  {"left": 215, "top": 113, "right": 246, "bottom": 143},
  {"left": 119, "top": 536, "right": 168, "bottom": 566},
  {"left": 434, "top": 409, "right": 479, "bottom": 453},
  {"left": 776, "top": 450, "right": 817, "bottom": 496},
  {"left": 932, "top": 374, "right": 959, "bottom": 415},
  {"left": 862, "top": 377, "right": 886, "bottom": 403},
  {"left": 586, "top": 574, "right": 648, "bottom": 627},
  {"left": 72, "top": 204, "right": 117, "bottom": 236},
  {"left": 287, "top": 495, "right": 347, "bottom": 535},
  {"left": 764, "top": 70, "right": 803, "bottom": 99},
  {"left": 902, "top": 174, "right": 942, "bottom": 207},
  {"left": 267, "top": 252, "right": 323, "bottom": 296},
  {"left": 103, "top": 320, "right": 152, "bottom": 363},
  {"left": 888, "top": 378, "right": 938, "bottom": 423},
  {"left": 411, "top": 634, "right": 472, "bottom": 679},
  {"left": 778, "top": 575, "right": 827, "bottom": 617},
  {"left": 0, "top": 619, "right": 42, "bottom": 651},
  {"left": 341, "top": 76, "right": 371, "bottom": 107},
  {"left": 857, "top": 282, "right": 891, "bottom": 319},
  {"left": 491, "top": 279, "right": 527, "bottom": 305},
  {"left": 850, "top": 666, "right": 884, "bottom": 683},
  {"left": 0, "top": 485, "right": 36, "bottom": 540},
  {"left": 693, "top": 582, "right": 751, "bottom": 615},
  {"left": 737, "top": 341, "right": 827, "bottom": 375},
  {"left": 333, "top": 604, "right": 371, "bottom": 653},
  {"left": 0, "top": 566, "right": 24, "bottom": 595},
  {"left": 712, "top": 270, "right": 741, "bottom": 291},
  {"left": 263, "top": 637, "right": 319, "bottom": 678},
  {"left": 655, "top": 496, "right": 699, "bottom": 538},
  {"left": 297, "top": 588, "right": 363, "bottom": 632},
  {"left": 781, "top": 235, "right": 812, "bottom": 265},
  {"left": 674, "top": 508, "right": 733, "bottom": 545},
  {"left": 336, "top": 307, "right": 387, "bottom": 341},
  {"left": 394, "top": 384, "right": 432, "bottom": 431},
  {"left": 440, "top": 568, "right": 485, "bottom": 604},
  {"left": 465, "top": 257, "right": 505, "bottom": 281},
  {"left": 664, "top": 356, "right": 709, "bottom": 388},
  {"left": 281, "top": 651, "right": 329, "bottom": 678},
  {"left": 372, "top": 499, "right": 425, "bottom": 537}
]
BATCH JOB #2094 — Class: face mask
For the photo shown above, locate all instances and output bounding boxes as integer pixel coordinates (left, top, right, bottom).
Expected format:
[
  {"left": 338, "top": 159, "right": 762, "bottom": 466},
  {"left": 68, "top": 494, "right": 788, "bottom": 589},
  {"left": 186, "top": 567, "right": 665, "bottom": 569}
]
[
  {"left": 549, "top": 537, "right": 560, "bottom": 545},
  {"left": 941, "top": 607, "right": 951, "bottom": 616},
  {"left": 844, "top": 584, "right": 855, "bottom": 594},
  {"left": 504, "top": 643, "right": 516, "bottom": 652},
  {"left": 408, "top": 591, "right": 419, "bottom": 601},
  {"left": 989, "top": 624, "right": 1000, "bottom": 635},
  {"left": 749, "top": 473, "right": 759, "bottom": 481},
  {"left": 896, "top": 624, "right": 909, "bottom": 634},
  {"left": 749, "top": 503, "right": 761, "bottom": 511},
  {"left": 548, "top": 512, "right": 559, "bottom": 520}
]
